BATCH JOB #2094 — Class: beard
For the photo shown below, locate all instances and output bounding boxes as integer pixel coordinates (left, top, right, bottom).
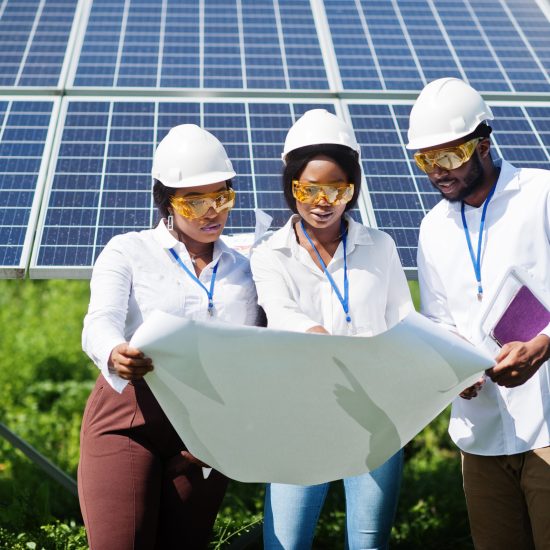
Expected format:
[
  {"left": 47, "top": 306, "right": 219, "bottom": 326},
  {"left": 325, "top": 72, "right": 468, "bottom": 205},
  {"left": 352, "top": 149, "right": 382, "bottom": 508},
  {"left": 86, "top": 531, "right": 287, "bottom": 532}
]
[{"left": 433, "top": 153, "right": 485, "bottom": 203}]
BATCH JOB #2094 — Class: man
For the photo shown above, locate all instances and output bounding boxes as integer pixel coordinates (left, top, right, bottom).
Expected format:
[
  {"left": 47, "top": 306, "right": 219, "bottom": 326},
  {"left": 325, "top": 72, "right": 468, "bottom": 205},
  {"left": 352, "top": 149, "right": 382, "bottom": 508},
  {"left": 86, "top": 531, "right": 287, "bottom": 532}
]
[{"left": 408, "top": 77, "right": 550, "bottom": 549}]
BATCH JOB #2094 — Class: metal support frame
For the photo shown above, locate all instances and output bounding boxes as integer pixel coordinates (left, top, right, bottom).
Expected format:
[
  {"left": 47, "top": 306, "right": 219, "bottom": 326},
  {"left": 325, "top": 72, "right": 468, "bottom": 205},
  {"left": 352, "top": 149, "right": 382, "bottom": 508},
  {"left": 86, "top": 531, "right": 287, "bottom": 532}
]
[{"left": 0, "top": 421, "right": 78, "bottom": 497}]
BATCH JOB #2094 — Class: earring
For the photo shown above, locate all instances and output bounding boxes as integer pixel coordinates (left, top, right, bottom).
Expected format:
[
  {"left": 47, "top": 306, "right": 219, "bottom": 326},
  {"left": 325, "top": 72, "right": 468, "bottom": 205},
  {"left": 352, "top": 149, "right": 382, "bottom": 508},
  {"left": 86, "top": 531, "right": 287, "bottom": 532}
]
[{"left": 167, "top": 214, "right": 174, "bottom": 231}]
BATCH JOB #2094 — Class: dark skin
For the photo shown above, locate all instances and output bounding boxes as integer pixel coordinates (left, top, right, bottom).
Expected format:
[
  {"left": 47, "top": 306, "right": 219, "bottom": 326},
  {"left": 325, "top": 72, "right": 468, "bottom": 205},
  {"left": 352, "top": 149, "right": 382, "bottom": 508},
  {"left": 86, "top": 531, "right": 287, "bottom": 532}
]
[
  {"left": 422, "top": 137, "right": 550, "bottom": 397},
  {"left": 294, "top": 155, "right": 349, "bottom": 335},
  {"left": 109, "top": 182, "right": 229, "bottom": 381}
]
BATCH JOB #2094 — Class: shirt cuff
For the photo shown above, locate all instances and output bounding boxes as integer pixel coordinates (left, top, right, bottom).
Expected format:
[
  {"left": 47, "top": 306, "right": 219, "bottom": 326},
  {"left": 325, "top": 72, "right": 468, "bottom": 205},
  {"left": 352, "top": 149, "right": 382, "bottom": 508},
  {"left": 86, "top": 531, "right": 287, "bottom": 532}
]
[
  {"left": 87, "top": 335, "right": 129, "bottom": 393},
  {"left": 102, "top": 369, "right": 129, "bottom": 394}
]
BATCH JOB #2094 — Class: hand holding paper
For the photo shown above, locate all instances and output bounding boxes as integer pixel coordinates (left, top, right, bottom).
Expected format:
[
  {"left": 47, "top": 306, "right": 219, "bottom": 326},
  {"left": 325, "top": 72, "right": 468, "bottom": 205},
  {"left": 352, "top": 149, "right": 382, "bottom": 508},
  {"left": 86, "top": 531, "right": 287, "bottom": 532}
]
[
  {"left": 130, "top": 310, "right": 493, "bottom": 485},
  {"left": 459, "top": 375, "right": 486, "bottom": 400},
  {"left": 486, "top": 334, "right": 550, "bottom": 388},
  {"left": 108, "top": 342, "right": 153, "bottom": 381}
]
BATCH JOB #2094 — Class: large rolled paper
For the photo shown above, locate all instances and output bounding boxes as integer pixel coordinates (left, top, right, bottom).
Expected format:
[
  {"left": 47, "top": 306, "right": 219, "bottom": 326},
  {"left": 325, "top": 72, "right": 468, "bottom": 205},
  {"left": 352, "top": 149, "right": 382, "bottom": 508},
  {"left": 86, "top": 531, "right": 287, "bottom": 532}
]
[{"left": 130, "top": 310, "right": 493, "bottom": 485}]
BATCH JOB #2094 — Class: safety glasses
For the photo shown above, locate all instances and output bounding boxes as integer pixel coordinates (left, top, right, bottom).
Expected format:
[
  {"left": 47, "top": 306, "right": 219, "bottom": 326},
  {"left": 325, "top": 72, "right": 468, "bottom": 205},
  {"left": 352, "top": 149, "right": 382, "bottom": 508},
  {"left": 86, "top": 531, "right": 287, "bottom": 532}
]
[
  {"left": 292, "top": 180, "right": 355, "bottom": 206},
  {"left": 414, "top": 138, "right": 482, "bottom": 174},
  {"left": 170, "top": 188, "right": 236, "bottom": 220}
]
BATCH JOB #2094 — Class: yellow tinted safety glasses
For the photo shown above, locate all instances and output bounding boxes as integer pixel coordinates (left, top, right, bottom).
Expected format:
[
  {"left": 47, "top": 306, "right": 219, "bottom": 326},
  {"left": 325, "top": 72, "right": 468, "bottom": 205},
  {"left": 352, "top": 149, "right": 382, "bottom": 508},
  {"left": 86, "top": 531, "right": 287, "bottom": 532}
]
[
  {"left": 292, "top": 181, "right": 354, "bottom": 206},
  {"left": 170, "top": 188, "right": 236, "bottom": 220},
  {"left": 414, "top": 138, "right": 482, "bottom": 174}
]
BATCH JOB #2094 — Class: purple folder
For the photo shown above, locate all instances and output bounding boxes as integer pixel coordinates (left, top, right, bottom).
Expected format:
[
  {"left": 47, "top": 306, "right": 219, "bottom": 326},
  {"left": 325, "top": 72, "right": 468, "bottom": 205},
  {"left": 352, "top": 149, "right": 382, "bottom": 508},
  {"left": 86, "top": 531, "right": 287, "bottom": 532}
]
[{"left": 491, "top": 285, "right": 550, "bottom": 347}]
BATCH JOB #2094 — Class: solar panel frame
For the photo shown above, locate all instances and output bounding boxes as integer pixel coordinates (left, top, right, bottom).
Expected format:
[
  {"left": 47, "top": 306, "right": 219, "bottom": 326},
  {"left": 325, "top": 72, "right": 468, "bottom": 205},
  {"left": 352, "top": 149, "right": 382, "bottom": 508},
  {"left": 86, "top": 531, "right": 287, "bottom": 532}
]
[
  {"left": 0, "top": 96, "right": 60, "bottom": 278},
  {"left": 1, "top": 0, "right": 549, "bottom": 279},
  {"left": 343, "top": 98, "right": 550, "bottom": 276},
  {"left": 29, "top": 95, "right": 353, "bottom": 278}
]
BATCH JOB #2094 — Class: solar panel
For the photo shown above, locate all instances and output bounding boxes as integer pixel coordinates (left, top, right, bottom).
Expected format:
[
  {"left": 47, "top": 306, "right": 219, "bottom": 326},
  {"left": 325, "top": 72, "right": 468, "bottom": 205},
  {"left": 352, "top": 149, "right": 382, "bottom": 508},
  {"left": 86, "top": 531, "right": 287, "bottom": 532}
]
[
  {"left": 324, "top": 0, "right": 550, "bottom": 92},
  {"left": 0, "top": 0, "right": 78, "bottom": 88},
  {"left": 1, "top": 0, "right": 548, "bottom": 278},
  {"left": 0, "top": 98, "right": 58, "bottom": 278},
  {"left": 70, "top": 0, "right": 329, "bottom": 90},
  {"left": 29, "top": 98, "right": 338, "bottom": 277},
  {"left": 345, "top": 100, "right": 550, "bottom": 272}
]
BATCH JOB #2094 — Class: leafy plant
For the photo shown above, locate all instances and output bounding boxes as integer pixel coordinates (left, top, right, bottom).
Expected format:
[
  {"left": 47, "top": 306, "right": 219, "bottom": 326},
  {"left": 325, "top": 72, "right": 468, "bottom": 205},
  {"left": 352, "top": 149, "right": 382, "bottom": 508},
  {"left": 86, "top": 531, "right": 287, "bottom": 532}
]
[{"left": 0, "top": 280, "right": 473, "bottom": 548}]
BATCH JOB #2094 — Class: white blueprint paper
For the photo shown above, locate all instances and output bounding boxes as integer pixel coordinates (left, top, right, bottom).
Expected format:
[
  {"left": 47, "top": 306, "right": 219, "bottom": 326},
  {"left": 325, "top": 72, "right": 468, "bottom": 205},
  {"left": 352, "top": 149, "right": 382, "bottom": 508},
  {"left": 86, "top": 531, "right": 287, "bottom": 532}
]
[{"left": 130, "top": 310, "right": 493, "bottom": 485}]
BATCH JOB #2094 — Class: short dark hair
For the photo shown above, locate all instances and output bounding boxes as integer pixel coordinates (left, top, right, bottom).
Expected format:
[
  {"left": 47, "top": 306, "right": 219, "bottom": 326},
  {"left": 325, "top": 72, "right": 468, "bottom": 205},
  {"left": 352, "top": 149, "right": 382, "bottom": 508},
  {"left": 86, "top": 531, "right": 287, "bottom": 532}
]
[
  {"left": 282, "top": 144, "right": 362, "bottom": 213},
  {"left": 152, "top": 179, "right": 234, "bottom": 223}
]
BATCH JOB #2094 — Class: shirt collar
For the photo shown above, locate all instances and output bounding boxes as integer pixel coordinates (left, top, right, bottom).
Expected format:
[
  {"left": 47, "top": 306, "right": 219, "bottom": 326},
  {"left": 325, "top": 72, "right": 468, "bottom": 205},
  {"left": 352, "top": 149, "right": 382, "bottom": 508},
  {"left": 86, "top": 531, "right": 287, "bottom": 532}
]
[
  {"left": 443, "top": 158, "right": 520, "bottom": 214},
  {"left": 153, "top": 218, "right": 179, "bottom": 248},
  {"left": 152, "top": 219, "right": 236, "bottom": 264},
  {"left": 269, "top": 213, "right": 374, "bottom": 251},
  {"left": 492, "top": 158, "right": 520, "bottom": 196}
]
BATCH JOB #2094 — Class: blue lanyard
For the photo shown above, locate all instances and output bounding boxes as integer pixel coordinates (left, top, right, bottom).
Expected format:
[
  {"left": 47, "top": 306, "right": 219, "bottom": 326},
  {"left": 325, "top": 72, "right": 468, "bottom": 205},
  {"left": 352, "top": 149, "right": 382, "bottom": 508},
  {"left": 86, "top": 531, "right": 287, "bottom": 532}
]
[
  {"left": 460, "top": 183, "right": 497, "bottom": 301},
  {"left": 169, "top": 247, "right": 219, "bottom": 315},
  {"left": 300, "top": 220, "right": 351, "bottom": 323}
]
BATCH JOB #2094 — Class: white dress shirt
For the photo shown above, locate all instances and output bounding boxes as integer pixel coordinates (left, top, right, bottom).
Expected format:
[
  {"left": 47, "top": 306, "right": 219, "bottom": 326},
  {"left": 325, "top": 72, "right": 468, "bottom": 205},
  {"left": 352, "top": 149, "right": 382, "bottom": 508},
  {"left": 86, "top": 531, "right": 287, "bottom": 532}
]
[
  {"left": 250, "top": 214, "right": 413, "bottom": 337},
  {"left": 418, "top": 159, "right": 550, "bottom": 455},
  {"left": 82, "top": 220, "right": 258, "bottom": 392}
]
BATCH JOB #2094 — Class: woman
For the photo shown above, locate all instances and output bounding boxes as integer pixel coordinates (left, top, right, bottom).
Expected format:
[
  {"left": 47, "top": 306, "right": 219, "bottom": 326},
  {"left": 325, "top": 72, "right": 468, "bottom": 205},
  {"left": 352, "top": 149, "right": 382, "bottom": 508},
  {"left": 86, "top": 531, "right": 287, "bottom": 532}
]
[
  {"left": 250, "top": 109, "right": 413, "bottom": 549},
  {"left": 78, "top": 124, "right": 258, "bottom": 550}
]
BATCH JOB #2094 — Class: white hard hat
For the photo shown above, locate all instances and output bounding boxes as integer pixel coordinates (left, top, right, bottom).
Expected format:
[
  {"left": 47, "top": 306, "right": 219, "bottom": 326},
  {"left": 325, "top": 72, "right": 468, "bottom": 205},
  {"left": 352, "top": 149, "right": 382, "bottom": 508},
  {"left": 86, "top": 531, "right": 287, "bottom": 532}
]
[
  {"left": 152, "top": 124, "right": 236, "bottom": 188},
  {"left": 282, "top": 109, "right": 360, "bottom": 162},
  {"left": 406, "top": 78, "right": 494, "bottom": 150}
]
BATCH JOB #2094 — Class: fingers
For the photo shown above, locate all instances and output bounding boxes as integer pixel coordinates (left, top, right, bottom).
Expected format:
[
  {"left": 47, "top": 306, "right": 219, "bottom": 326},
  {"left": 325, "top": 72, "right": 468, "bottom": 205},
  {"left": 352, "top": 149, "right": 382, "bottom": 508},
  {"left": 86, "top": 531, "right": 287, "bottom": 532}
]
[
  {"left": 116, "top": 362, "right": 153, "bottom": 380},
  {"left": 109, "top": 343, "right": 154, "bottom": 380},
  {"left": 459, "top": 387, "right": 477, "bottom": 400},
  {"left": 306, "top": 325, "right": 330, "bottom": 334},
  {"left": 495, "top": 342, "right": 513, "bottom": 363},
  {"left": 112, "top": 343, "right": 146, "bottom": 359},
  {"left": 485, "top": 340, "right": 542, "bottom": 388},
  {"left": 459, "top": 377, "right": 485, "bottom": 400}
]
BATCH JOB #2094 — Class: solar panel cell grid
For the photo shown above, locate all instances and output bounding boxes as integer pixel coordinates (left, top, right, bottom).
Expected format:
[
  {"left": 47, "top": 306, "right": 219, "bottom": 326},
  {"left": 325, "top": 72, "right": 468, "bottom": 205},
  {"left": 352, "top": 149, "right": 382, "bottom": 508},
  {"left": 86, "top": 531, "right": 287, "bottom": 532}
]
[
  {"left": 0, "top": 0, "right": 77, "bottom": 87},
  {"left": 72, "top": 0, "right": 329, "bottom": 90},
  {"left": 32, "top": 100, "right": 337, "bottom": 272},
  {"left": 352, "top": 102, "right": 550, "bottom": 269},
  {"left": 324, "top": 0, "right": 550, "bottom": 92},
  {"left": 2, "top": 0, "right": 549, "bottom": 277},
  {"left": 0, "top": 99, "right": 54, "bottom": 274}
]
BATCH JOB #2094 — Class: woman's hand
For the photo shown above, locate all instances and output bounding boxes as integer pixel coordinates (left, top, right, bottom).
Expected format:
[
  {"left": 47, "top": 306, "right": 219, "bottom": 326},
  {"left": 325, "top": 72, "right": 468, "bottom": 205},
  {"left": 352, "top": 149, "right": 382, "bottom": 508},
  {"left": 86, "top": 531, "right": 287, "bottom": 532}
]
[
  {"left": 108, "top": 343, "right": 154, "bottom": 380},
  {"left": 306, "top": 325, "right": 330, "bottom": 334}
]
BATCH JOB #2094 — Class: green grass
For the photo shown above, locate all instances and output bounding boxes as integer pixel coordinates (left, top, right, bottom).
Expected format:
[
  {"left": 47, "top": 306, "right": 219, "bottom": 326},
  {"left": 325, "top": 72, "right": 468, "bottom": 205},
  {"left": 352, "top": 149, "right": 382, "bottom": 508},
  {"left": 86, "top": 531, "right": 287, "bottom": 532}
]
[{"left": 0, "top": 279, "right": 472, "bottom": 549}]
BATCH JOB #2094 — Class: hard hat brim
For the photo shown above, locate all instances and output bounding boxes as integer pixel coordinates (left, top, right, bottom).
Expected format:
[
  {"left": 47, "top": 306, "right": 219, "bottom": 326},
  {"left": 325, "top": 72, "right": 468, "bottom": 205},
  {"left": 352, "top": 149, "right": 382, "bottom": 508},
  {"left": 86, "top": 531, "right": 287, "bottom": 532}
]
[{"left": 154, "top": 169, "right": 236, "bottom": 188}]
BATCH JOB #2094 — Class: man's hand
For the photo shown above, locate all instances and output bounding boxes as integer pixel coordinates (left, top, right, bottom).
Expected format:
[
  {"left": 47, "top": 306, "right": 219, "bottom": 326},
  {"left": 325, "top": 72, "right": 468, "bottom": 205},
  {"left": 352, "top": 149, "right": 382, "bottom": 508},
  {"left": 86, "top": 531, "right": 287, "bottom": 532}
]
[
  {"left": 459, "top": 376, "right": 486, "bottom": 400},
  {"left": 485, "top": 334, "right": 550, "bottom": 388},
  {"left": 108, "top": 343, "right": 154, "bottom": 380}
]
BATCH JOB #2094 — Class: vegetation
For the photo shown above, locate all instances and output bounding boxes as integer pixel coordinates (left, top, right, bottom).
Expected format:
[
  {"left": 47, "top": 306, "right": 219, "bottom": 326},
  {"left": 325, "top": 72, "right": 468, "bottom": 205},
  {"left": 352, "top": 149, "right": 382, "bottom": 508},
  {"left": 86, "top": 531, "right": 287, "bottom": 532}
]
[{"left": 0, "top": 279, "right": 472, "bottom": 549}]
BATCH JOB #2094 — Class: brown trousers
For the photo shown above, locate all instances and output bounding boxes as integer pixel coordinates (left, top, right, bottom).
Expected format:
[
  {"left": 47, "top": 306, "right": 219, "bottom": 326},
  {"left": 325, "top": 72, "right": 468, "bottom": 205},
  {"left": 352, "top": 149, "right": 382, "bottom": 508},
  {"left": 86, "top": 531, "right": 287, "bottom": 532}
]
[
  {"left": 462, "top": 447, "right": 550, "bottom": 550},
  {"left": 78, "top": 375, "right": 228, "bottom": 550}
]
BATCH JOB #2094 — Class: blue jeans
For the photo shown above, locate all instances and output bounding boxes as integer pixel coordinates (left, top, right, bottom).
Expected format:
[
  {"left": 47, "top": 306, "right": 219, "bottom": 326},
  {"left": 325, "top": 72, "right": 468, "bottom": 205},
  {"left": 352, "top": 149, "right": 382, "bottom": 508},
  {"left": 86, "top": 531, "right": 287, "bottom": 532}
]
[{"left": 263, "top": 449, "right": 403, "bottom": 550}]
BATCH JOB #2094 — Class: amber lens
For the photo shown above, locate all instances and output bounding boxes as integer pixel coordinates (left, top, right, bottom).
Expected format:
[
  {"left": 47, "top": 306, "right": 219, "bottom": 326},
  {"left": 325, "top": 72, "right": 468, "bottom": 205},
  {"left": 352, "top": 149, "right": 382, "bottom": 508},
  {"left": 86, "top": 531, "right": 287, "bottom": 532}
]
[
  {"left": 414, "top": 138, "right": 481, "bottom": 174},
  {"left": 292, "top": 181, "right": 354, "bottom": 205},
  {"left": 170, "top": 189, "right": 236, "bottom": 219}
]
